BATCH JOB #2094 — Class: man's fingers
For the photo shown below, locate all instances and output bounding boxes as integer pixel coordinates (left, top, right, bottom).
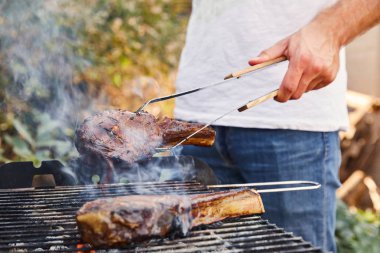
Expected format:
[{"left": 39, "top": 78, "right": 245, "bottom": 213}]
[
  {"left": 312, "top": 82, "right": 329, "bottom": 91},
  {"left": 291, "top": 72, "right": 320, "bottom": 99},
  {"left": 289, "top": 71, "right": 332, "bottom": 100},
  {"left": 275, "top": 63, "right": 303, "bottom": 103},
  {"left": 306, "top": 77, "right": 324, "bottom": 92},
  {"left": 249, "top": 39, "right": 288, "bottom": 65},
  {"left": 291, "top": 76, "right": 311, "bottom": 100}
]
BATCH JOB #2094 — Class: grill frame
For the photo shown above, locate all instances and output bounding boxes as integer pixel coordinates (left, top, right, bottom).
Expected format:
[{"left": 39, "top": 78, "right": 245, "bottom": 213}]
[{"left": 0, "top": 181, "right": 323, "bottom": 253}]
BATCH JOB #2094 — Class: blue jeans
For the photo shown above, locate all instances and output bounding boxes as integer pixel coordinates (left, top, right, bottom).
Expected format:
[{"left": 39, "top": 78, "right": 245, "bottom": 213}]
[{"left": 181, "top": 126, "right": 341, "bottom": 253}]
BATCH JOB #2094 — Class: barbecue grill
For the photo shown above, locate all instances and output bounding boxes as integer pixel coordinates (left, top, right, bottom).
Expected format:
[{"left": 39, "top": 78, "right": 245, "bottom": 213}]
[
  {"left": 0, "top": 159, "right": 323, "bottom": 253},
  {"left": 0, "top": 181, "right": 323, "bottom": 253},
  {"left": 0, "top": 156, "right": 218, "bottom": 188}
]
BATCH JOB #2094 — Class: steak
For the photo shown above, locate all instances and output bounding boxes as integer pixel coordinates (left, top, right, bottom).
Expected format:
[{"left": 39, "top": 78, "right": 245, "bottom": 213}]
[
  {"left": 76, "top": 195, "right": 192, "bottom": 247},
  {"left": 75, "top": 109, "right": 215, "bottom": 165},
  {"left": 76, "top": 189, "right": 264, "bottom": 247}
]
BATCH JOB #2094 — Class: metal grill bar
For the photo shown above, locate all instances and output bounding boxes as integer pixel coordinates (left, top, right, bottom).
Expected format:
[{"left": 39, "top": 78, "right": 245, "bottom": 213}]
[{"left": 0, "top": 181, "right": 323, "bottom": 253}]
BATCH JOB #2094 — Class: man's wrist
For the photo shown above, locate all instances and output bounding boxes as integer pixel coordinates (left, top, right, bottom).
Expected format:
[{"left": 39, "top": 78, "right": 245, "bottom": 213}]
[
  {"left": 308, "top": 16, "right": 343, "bottom": 49},
  {"left": 312, "top": 0, "right": 380, "bottom": 47}
]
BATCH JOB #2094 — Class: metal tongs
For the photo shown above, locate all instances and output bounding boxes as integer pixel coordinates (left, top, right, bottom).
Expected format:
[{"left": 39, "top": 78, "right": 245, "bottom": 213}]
[
  {"left": 207, "top": 180, "right": 321, "bottom": 193},
  {"left": 136, "top": 56, "right": 287, "bottom": 152}
]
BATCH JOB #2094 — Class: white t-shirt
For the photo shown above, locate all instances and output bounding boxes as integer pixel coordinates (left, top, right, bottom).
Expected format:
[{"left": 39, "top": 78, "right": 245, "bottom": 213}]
[{"left": 174, "top": 0, "right": 349, "bottom": 131}]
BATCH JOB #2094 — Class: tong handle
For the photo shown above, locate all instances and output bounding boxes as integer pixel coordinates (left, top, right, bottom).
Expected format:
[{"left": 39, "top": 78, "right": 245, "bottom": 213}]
[
  {"left": 207, "top": 180, "right": 321, "bottom": 193},
  {"left": 224, "top": 56, "right": 287, "bottom": 80},
  {"left": 137, "top": 56, "right": 286, "bottom": 113},
  {"left": 238, "top": 89, "right": 278, "bottom": 112}
]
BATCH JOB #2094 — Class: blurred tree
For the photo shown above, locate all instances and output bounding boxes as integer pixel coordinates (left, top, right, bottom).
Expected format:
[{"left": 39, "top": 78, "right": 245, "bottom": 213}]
[
  {"left": 0, "top": 0, "right": 87, "bottom": 163},
  {"left": 0, "top": 0, "right": 191, "bottom": 163},
  {"left": 336, "top": 200, "right": 380, "bottom": 253},
  {"left": 69, "top": 0, "right": 191, "bottom": 114}
]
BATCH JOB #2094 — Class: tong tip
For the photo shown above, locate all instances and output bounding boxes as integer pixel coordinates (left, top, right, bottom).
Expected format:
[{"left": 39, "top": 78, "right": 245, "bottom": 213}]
[
  {"left": 237, "top": 105, "right": 248, "bottom": 112},
  {"left": 224, "top": 74, "right": 233, "bottom": 80},
  {"left": 155, "top": 147, "right": 172, "bottom": 152},
  {"left": 134, "top": 107, "right": 144, "bottom": 114}
]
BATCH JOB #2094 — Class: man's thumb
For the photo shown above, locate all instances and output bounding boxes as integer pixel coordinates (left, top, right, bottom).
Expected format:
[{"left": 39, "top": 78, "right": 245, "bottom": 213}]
[{"left": 249, "top": 39, "right": 288, "bottom": 66}]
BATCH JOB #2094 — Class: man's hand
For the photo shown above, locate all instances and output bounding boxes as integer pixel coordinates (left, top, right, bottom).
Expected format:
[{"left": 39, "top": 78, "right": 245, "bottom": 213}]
[
  {"left": 249, "top": 23, "right": 340, "bottom": 102},
  {"left": 248, "top": 0, "right": 380, "bottom": 103}
]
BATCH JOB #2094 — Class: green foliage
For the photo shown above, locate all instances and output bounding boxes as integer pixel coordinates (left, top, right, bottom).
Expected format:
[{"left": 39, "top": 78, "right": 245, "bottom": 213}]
[
  {"left": 0, "top": 110, "right": 77, "bottom": 165},
  {"left": 61, "top": 0, "right": 190, "bottom": 112},
  {"left": 336, "top": 200, "right": 380, "bottom": 253},
  {"left": 0, "top": 0, "right": 190, "bottom": 163},
  {"left": 0, "top": 0, "right": 86, "bottom": 163}
]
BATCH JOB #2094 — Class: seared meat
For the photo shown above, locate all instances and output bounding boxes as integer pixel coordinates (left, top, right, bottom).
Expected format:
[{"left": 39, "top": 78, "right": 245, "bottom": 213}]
[
  {"left": 76, "top": 195, "right": 192, "bottom": 247},
  {"left": 190, "top": 190, "right": 264, "bottom": 227},
  {"left": 75, "top": 110, "right": 215, "bottom": 165},
  {"left": 76, "top": 189, "right": 264, "bottom": 247},
  {"left": 158, "top": 117, "right": 214, "bottom": 147}
]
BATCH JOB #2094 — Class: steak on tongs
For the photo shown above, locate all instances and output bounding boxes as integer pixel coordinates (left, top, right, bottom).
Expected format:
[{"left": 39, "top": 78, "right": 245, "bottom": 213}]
[
  {"left": 75, "top": 109, "right": 215, "bottom": 165},
  {"left": 76, "top": 189, "right": 264, "bottom": 247}
]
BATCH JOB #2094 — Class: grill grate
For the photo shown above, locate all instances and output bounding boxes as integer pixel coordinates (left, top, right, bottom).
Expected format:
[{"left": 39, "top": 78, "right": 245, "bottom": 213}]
[{"left": 0, "top": 181, "right": 323, "bottom": 252}]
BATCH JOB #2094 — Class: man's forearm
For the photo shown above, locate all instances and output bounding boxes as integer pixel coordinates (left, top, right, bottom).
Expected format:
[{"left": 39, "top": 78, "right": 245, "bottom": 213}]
[
  {"left": 249, "top": 0, "right": 380, "bottom": 102},
  {"left": 314, "top": 0, "right": 380, "bottom": 46}
]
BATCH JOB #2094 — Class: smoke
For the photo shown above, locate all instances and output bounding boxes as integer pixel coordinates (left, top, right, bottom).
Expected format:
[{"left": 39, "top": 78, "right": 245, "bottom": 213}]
[
  {"left": 0, "top": 1, "right": 209, "bottom": 189},
  {"left": 0, "top": 0, "right": 88, "bottom": 113},
  {"left": 67, "top": 150, "right": 204, "bottom": 194},
  {"left": 0, "top": 0, "right": 95, "bottom": 164}
]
